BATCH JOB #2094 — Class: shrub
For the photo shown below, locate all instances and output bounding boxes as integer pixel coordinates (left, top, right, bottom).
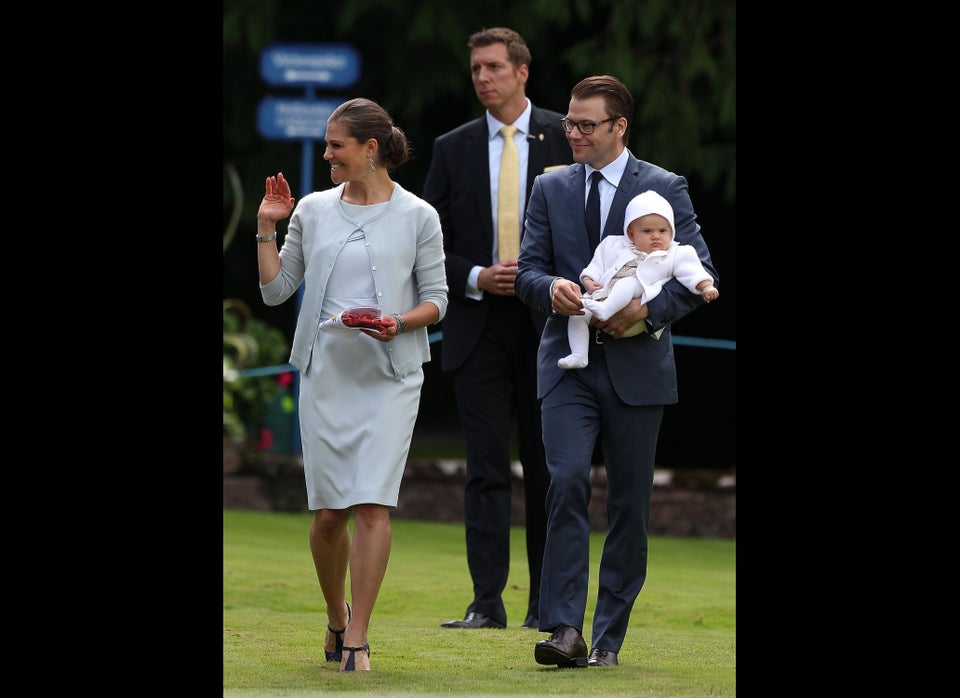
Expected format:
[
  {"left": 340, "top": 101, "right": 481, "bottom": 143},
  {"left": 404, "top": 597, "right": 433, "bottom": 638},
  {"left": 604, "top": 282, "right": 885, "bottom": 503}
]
[{"left": 223, "top": 299, "right": 290, "bottom": 439}]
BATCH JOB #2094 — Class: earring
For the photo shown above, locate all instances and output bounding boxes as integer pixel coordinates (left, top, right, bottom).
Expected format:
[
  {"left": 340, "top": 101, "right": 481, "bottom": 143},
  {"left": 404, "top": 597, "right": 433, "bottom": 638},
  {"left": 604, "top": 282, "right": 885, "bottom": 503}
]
[{"left": 367, "top": 155, "right": 376, "bottom": 174}]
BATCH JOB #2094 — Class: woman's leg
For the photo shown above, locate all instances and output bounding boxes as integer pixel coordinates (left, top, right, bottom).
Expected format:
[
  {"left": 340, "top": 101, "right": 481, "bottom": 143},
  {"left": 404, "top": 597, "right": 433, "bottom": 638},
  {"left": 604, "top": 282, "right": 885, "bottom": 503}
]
[
  {"left": 310, "top": 509, "right": 352, "bottom": 656},
  {"left": 340, "top": 503, "right": 392, "bottom": 671}
]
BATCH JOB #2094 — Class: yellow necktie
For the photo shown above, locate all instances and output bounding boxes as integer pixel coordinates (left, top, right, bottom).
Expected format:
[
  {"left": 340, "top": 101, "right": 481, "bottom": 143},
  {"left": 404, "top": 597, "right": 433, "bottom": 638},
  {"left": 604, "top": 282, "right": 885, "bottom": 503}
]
[{"left": 497, "top": 125, "right": 519, "bottom": 261}]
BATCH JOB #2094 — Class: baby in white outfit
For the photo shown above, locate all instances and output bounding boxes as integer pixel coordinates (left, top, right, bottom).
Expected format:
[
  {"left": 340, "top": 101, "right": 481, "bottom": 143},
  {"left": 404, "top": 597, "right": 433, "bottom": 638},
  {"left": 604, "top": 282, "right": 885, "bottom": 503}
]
[{"left": 558, "top": 190, "right": 718, "bottom": 369}]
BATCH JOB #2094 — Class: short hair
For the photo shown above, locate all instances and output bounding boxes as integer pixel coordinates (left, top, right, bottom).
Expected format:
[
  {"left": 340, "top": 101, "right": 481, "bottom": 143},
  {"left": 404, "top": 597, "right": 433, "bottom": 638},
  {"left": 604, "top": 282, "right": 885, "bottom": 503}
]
[
  {"left": 570, "top": 75, "right": 633, "bottom": 146},
  {"left": 467, "top": 27, "right": 532, "bottom": 69}
]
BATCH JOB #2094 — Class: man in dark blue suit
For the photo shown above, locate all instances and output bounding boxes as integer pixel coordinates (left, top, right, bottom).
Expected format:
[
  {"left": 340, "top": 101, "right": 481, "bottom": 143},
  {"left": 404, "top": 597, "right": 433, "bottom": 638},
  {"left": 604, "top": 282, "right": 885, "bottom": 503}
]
[
  {"left": 423, "top": 27, "right": 573, "bottom": 630},
  {"left": 515, "top": 75, "right": 719, "bottom": 667}
]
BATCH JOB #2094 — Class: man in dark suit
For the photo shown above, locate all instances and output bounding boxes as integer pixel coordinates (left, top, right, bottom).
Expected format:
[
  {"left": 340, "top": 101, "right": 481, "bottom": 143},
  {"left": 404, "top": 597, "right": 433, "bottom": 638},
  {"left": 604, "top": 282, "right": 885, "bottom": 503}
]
[
  {"left": 423, "top": 27, "right": 573, "bottom": 630},
  {"left": 515, "top": 75, "right": 719, "bottom": 667}
]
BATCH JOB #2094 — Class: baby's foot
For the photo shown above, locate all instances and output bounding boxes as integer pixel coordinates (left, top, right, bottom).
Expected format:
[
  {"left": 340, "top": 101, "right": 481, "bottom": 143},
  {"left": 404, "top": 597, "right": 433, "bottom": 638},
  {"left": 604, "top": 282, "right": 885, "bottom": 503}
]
[
  {"left": 581, "top": 299, "right": 611, "bottom": 321},
  {"left": 558, "top": 354, "right": 588, "bottom": 369}
]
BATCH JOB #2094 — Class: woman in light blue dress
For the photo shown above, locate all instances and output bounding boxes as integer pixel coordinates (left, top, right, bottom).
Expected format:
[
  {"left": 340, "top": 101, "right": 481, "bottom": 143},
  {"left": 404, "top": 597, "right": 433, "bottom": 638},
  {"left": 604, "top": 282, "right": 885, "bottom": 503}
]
[{"left": 257, "top": 98, "right": 448, "bottom": 672}]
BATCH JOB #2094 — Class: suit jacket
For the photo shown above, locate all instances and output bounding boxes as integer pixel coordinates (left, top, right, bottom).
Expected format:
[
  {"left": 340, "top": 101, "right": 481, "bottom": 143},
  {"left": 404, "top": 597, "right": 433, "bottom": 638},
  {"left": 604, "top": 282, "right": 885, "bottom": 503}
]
[
  {"left": 422, "top": 105, "right": 573, "bottom": 372},
  {"left": 515, "top": 152, "right": 719, "bottom": 405}
]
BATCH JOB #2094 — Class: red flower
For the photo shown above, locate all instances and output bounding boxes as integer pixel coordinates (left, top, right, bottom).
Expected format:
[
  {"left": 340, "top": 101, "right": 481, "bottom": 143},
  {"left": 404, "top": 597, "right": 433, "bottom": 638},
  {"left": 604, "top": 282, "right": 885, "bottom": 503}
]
[{"left": 255, "top": 427, "right": 275, "bottom": 451}]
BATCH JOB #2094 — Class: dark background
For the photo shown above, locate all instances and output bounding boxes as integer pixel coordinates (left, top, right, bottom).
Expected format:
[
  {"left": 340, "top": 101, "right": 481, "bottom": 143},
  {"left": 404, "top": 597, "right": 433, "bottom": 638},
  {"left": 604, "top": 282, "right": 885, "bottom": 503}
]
[{"left": 223, "top": 0, "right": 736, "bottom": 470}]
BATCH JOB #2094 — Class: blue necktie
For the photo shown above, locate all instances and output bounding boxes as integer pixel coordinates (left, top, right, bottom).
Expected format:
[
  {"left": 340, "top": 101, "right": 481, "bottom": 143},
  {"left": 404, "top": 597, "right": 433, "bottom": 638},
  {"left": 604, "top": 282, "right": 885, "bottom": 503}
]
[{"left": 586, "top": 171, "right": 602, "bottom": 250}]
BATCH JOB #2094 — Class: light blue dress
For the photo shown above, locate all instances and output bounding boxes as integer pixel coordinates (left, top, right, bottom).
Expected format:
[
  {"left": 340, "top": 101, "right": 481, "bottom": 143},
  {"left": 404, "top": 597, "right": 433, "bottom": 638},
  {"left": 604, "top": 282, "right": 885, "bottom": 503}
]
[{"left": 299, "top": 201, "right": 424, "bottom": 510}]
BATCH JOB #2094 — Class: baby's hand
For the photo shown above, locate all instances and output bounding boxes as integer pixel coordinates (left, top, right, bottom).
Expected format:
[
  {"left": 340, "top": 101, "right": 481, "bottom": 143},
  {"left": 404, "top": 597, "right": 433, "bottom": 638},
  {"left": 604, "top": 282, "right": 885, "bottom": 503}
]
[
  {"left": 702, "top": 286, "right": 719, "bottom": 302},
  {"left": 583, "top": 278, "right": 602, "bottom": 294}
]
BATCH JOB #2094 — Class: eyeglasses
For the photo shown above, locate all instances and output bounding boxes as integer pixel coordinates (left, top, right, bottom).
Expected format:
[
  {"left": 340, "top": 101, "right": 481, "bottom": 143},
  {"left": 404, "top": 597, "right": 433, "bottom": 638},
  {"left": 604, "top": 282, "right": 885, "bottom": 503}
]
[{"left": 560, "top": 117, "right": 615, "bottom": 135}]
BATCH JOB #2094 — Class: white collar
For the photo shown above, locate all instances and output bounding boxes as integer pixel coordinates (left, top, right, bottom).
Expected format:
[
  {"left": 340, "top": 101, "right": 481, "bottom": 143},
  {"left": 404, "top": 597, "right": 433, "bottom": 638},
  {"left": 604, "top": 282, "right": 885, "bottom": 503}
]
[{"left": 486, "top": 99, "right": 532, "bottom": 140}]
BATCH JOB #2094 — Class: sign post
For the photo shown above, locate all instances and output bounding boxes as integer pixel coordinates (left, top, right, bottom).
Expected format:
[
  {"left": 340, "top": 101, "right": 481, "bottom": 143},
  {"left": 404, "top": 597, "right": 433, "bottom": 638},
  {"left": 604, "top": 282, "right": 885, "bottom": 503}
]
[{"left": 260, "top": 43, "right": 361, "bottom": 88}]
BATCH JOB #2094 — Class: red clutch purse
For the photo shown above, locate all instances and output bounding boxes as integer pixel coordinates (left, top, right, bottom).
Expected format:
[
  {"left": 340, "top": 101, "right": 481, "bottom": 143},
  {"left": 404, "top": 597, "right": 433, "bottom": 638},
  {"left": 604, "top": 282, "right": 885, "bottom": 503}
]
[{"left": 340, "top": 305, "right": 391, "bottom": 332}]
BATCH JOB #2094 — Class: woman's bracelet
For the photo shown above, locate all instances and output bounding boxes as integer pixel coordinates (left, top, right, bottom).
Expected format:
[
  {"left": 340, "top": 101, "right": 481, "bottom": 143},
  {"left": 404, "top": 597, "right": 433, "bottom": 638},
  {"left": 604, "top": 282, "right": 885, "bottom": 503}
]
[
  {"left": 256, "top": 233, "right": 278, "bottom": 243},
  {"left": 390, "top": 313, "right": 405, "bottom": 334}
]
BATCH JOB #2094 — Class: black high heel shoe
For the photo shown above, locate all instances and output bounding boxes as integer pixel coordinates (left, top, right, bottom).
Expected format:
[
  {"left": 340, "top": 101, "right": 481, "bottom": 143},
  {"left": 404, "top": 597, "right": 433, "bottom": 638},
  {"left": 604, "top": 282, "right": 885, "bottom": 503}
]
[
  {"left": 339, "top": 643, "right": 370, "bottom": 672},
  {"left": 324, "top": 601, "right": 352, "bottom": 662}
]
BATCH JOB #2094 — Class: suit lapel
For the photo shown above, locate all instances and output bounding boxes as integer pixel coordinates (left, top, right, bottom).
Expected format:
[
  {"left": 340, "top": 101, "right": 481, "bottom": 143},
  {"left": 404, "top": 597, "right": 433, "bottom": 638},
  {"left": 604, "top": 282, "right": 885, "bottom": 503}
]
[
  {"left": 466, "top": 121, "right": 494, "bottom": 244},
  {"left": 605, "top": 154, "right": 641, "bottom": 241},
  {"left": 567, "top": 165, "right": 591, "bottom": 257},
  {"left": 526, "top": 109, "right": 548, "bottom": 192}
]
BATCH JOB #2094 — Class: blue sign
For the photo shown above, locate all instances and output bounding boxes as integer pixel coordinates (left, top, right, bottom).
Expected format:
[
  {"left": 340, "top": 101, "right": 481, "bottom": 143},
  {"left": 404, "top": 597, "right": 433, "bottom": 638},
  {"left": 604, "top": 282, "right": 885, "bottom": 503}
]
[
  {"left": 260, "top": 43, "right": 361, "bottom": 87},
  {"left": 257, "top": 98, "right": 345, "bottom": 140}
]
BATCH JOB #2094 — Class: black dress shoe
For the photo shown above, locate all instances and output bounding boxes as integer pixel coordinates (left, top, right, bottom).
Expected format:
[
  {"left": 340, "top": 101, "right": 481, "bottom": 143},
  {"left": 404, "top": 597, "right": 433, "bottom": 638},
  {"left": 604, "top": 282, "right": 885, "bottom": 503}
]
[
  {"left": 520, "top": 614, "right": 539, "bottom": 629},
  {"left": 440, "top": 611, "right": 505, "bottom": 629},
  {"left": 534, "top": 625, "right": 588, "bottom": 667},
  {"left": 588, "top": 648, "right": 619, "bottom": 667}
]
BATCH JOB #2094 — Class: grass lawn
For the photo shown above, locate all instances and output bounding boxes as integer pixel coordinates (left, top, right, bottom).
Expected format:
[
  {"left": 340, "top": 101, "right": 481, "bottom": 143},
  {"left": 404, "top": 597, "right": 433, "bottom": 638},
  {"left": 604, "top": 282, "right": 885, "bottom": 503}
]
[{"left": 224, "top": 510, "right": 735, "bottom": 696}]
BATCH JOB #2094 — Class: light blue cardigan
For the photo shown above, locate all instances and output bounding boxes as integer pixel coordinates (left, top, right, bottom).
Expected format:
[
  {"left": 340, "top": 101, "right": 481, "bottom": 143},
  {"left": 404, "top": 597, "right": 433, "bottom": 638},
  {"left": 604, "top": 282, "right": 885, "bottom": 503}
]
[{"left": 260, "top": 182, "right": 448, "bottom": 379}]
